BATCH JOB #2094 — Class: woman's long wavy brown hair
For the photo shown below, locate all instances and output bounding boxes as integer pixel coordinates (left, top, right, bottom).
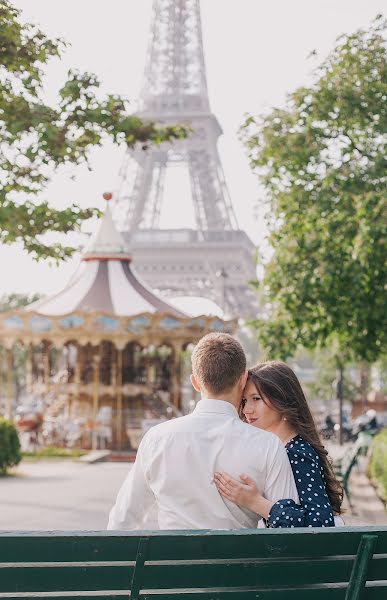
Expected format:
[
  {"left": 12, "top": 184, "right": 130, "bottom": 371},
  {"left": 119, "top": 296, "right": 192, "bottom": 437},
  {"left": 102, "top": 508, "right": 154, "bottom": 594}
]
[{"left": 240, "top": 361, "right": 343, "bottom": 515}]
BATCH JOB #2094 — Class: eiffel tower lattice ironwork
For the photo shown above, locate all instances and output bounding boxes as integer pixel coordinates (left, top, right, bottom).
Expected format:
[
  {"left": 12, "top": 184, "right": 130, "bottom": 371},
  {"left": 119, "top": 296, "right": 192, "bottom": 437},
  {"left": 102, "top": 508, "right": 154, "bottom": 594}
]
[{"left": 114, "top": 0, "right": 258, "bottom": 316}]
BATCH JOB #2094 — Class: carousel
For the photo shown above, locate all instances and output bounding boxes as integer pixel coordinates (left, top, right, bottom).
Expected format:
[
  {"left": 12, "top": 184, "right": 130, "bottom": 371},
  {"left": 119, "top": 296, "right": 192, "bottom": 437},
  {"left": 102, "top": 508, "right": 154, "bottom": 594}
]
[{"left": 0, "top": 194, "right": 236, "bottom": 451}]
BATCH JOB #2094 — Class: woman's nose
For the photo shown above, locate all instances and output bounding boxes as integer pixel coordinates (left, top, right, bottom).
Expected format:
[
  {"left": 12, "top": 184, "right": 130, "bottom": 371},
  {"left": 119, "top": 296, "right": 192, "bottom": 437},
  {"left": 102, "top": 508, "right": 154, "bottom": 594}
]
[{"left": 243, "top": 399, "right": 254, "bottom": 414}]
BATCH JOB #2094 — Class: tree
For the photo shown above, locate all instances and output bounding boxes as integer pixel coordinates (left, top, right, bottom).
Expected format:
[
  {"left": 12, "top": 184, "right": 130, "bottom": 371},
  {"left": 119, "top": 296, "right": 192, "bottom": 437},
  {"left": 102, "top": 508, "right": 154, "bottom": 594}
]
[
  {"left": 242, "top": 16, "right": 387, "bottom": 366},
  {"left": 0, "top": 293, "right": 41, "bottom": 313},
  {"left": 0, "top": 418, "right": 21, "bottom": 474},
  {"left": 0, "top": 0, "right": 187, "bottom": 260}
]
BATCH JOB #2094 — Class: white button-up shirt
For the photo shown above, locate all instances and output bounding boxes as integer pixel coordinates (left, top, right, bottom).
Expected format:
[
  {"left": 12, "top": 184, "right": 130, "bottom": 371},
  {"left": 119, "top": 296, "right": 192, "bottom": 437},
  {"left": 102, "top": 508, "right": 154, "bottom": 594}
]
[{"left": 108, "top": 399, "right": 299, "bottom": 530}]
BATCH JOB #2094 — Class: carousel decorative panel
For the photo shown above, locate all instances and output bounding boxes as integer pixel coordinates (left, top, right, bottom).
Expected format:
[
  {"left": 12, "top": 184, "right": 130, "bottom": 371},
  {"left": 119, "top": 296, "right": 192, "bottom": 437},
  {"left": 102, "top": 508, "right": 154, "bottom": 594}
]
[
  {"left": 29, "top": 315, "right": 52, "bottom": 333},
  {"left": 159, "top": 317, "right": 180, "bottom": 330},
  {"left": 92, "top": 315, "right": 119, "bottom": 332},
  {"left": 187, "top": 318, "right": 206, "bottom": 330},
  {"left": 59, "top": 315, "right": 85, "bottom": 329},
  {"left": 127, "top": 316, "right": 151, "bottom": 334},
  {"left": 3, "top": 315, "right": 23, "bottom": 330},
  {"left": 209, "top": 318, "right": 225, "bottom": 332}
]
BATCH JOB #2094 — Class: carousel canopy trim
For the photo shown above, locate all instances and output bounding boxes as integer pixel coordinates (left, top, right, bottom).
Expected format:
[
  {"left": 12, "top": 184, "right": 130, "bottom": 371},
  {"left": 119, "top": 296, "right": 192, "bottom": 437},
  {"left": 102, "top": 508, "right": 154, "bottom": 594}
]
[
  {"left": 26, "top": 199, "right": 186, "bottom": 318},
  {"left": 0, "top": 309, "right": 237, "bottom": 348},
  {"left": 82, "top": 201, "right": 132, "bottom": 261}
]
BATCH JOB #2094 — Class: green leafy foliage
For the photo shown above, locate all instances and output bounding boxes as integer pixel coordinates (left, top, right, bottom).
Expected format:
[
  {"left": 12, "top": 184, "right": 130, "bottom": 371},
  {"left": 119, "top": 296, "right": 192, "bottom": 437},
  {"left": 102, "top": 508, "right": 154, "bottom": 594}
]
[
  {"left": 242, "top": 16, "right": 387, "bottom": 363},
  {"left": 0, "top": 0, "right": 187, "bottom": 261},
  {"left": 368, "top": 428, "right": 387, "bottom": 503},
  {"left": 0, "top": 293, "right": 40, "bottom": 313},
  {"left": 0, "top": 418, "right": 21, "bottom": 474}
]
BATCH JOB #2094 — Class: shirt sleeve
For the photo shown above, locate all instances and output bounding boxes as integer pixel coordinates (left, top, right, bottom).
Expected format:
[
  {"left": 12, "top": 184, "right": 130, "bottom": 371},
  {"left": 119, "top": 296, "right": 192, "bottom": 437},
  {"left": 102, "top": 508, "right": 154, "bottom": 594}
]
[
  {"left": 263, "top": 438, "right": 299, "bottom": 505},
  {"left": 107, "top": 434, "right": 156, "bottom": 530},
  {"left": 266, "top": 448, "right": 335, "bottom": 528}
]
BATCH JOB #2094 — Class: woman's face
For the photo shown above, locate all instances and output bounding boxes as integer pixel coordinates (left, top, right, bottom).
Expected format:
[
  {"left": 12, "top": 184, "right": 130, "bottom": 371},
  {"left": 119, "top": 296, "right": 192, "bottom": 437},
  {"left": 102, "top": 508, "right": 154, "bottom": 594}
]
[{"left": 242, "top": 379, "right": 282, "bottom": 432}]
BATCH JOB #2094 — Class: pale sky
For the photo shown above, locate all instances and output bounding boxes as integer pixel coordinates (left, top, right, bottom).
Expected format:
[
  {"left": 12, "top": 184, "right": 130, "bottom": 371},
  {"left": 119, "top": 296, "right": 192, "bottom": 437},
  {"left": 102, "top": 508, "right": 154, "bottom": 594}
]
[{"left": 1, "top": 0, "right": 385, "bottom": 299}]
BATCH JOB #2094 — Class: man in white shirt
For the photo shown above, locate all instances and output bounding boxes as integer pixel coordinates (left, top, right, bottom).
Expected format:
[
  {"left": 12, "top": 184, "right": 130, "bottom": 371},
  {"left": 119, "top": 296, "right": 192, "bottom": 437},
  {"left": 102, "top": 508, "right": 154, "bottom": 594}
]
[{"left": 108, "top": 333, "right": 298, "bottom": 530}]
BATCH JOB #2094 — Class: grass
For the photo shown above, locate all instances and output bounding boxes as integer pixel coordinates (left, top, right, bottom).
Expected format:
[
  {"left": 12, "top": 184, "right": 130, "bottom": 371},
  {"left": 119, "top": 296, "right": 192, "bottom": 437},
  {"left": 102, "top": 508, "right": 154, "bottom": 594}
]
[
  {"left": 368, "top": 428, "right": 387, "bottom": 506},
  {"left": 22, "top": 447, "right": 87, "bottom": 459}
]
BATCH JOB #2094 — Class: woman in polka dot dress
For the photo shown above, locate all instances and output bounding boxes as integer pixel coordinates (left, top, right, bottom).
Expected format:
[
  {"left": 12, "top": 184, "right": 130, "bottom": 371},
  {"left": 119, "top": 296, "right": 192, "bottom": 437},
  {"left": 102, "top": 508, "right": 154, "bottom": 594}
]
[{"left": 214, "top": 361, "right": 344, "bottom": 528}]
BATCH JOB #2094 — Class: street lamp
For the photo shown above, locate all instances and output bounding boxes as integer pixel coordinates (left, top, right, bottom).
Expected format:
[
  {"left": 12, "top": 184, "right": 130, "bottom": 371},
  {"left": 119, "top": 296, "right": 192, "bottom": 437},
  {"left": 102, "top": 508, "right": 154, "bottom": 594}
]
[{"left": 216, "top": 267, "right": 228, "bottom": 316}]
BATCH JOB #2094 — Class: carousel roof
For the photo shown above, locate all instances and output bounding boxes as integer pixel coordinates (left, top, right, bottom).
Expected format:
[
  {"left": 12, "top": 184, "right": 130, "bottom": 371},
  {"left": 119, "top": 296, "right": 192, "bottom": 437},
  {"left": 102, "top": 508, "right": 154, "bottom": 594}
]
[{"left": 28, "top": 197, "right": 186, "bottom": 318}]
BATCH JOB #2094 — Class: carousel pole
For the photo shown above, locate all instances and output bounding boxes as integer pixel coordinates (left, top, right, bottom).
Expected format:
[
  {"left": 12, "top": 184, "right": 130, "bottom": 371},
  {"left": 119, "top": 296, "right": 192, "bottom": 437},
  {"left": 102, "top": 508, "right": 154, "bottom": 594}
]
[
  {"left": 43, "top": 341, "right": 50, "bottom": 395},
  {"left": 92, "top": 346, "right": 101, "bottom": 450},
  {"left": 111, "top": 345, "right": 117, "bottom": 389},
  {"left": 26, "top": 343, "right": 33, "bottom": 395},
  {"left": 171, "top": 343, "right": 182, "bottom": 411},
  {"left": 116, "top": 348, "right": 123, "bottom": 450},
  {"left": 6, "top": 347, "right": 13, "bottom": 420},
  {"left": 74, "top": 344, "right": 81, "bottom": 420},
  {"left": 0, "top": 346, "right": 3, "bottom": 411}
]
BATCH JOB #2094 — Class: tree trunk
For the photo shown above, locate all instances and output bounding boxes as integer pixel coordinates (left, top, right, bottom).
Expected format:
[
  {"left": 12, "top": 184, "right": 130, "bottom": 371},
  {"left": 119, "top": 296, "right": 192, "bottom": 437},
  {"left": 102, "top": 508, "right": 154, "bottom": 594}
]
[{"left": 336, "top": 361, "right": 344, "bottom": 446}]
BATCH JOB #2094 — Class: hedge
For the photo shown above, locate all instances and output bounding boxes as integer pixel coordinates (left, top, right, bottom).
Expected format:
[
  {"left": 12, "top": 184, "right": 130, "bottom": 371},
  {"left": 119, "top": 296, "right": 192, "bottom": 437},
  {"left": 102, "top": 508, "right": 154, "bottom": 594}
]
[
  {"left": 0, "top": 418, "right": 21, "bottom": 474},
  {"left": 368, "top": 428, "right": 387, "bottom": 504}
]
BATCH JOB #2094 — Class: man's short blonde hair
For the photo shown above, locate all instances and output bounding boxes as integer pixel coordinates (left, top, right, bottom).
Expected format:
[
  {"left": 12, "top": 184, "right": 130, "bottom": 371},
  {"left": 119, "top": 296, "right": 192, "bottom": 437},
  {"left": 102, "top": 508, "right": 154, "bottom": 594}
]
[{"left": 191, "top": 333, "right": 246, "bottom": 395}]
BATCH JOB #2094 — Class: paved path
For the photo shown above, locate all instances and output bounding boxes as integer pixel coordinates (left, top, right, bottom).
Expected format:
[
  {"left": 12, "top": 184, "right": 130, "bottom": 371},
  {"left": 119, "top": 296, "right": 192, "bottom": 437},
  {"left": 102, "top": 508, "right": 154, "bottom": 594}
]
[
  {"left": 326, "top": 442, "right": 387, "bottom": 526},
  {"left": 1, "top": 452, "right": 386, "bottom": 530},
  {"left": 0, "top": 460, "right": 130, "bottom": 530}
]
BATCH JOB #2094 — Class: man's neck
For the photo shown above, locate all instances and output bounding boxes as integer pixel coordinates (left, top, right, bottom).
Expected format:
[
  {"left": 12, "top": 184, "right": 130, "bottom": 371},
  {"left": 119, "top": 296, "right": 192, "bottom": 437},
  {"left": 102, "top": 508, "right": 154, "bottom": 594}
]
[{"left": 201, "top": 394, "right": 240, "bottom": 410}]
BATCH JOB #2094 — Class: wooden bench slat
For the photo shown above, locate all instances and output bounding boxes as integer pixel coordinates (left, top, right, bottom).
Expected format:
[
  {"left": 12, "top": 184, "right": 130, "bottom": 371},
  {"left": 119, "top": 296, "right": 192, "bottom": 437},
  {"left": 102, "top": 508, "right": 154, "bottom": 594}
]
[
  {"left": 143, "top": 557, "right": 385, "bottom": 589},
  {"left": 145, "top": 530, "right": 387, "bottom": 561},
  {"left": 0, "top": 566, "right": 134, "bottom": 593},
  {"left": 2, "top": 588, "right": 387, "bottom": 600},
  {"left": 1, "top": 557, "right": 386, "bottom": 594},
  {"left": 0, "top": 536, "right": 140, "bottom": 563},
  {"left": 0, "top": 529, "right": 386, "bottom": 563},
  {"left": 140, "top": 585, "right": 387, "bottom": 600},
  {"left": 142, "top": 557, "right": 387, "bottom": 589},
  {"left": 0, "top": 597, "right": 128, "bottom": 600},
  {"left": 1, "top": 583, "right": 387, "bottom": 599}
]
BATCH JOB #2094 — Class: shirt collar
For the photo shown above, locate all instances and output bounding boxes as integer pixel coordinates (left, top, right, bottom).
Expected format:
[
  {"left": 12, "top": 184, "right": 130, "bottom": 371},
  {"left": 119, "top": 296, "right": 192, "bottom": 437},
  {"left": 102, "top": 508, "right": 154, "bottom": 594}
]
[{"left": 192, "top": 399, "right": 239, "bottom": 417}]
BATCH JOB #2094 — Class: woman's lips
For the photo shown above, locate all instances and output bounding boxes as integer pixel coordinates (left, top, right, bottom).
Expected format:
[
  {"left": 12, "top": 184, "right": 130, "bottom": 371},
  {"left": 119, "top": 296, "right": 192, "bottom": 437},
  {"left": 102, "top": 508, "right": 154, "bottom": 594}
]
[{"left": 246, "top": 417, "right": 258, "bottom": 424}]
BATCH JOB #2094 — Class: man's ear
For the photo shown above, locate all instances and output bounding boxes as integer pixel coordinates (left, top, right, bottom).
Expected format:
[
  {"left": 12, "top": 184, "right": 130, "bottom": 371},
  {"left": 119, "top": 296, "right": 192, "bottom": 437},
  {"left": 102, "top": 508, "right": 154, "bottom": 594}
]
[
  {"left": 241, "top": 370, "right": 248, "bottom": 389},
  {"left": 190, "top": 373, "right": 201, "bottom": 392}
]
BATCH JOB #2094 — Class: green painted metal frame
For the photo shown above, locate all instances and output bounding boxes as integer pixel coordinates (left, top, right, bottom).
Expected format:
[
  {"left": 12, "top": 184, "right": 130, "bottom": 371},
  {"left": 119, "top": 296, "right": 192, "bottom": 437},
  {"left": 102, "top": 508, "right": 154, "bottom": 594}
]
[
  {"left": 130, "top": 536, "right": 149, "bottom": 600},
  {"left": 345, "top": 534, "right": 378, "bottom": 600}
]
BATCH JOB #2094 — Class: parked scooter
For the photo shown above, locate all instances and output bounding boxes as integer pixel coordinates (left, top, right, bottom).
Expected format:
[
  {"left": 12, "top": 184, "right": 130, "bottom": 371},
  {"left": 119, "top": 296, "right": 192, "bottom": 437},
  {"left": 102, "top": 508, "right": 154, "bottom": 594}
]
[
  {"left": 350, "top": 409, "right": 381, "bottom": 439},
  {"left": 320, "top": 414, "right": 336, "bottom": 440},
  {"left": 321, "top": 409, "right": 382, "bottom": 443}
]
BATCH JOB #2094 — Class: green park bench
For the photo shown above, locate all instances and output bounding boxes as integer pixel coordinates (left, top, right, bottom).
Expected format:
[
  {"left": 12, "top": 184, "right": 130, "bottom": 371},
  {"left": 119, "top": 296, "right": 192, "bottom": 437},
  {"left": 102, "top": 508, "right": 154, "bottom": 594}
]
[
  {"left": 1, "top": 527, "right": 387, "bottom": 599},
  {"left": 334, "top": 433, "right": 373, "bottom": 510}
]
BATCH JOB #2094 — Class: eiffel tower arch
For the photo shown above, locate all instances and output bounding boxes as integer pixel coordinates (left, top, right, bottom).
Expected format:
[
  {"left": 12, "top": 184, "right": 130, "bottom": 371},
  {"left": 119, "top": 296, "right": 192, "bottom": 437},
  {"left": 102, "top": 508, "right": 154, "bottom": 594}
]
[{"left": 114, "top": 0, "right": 258, "bottom": 317}]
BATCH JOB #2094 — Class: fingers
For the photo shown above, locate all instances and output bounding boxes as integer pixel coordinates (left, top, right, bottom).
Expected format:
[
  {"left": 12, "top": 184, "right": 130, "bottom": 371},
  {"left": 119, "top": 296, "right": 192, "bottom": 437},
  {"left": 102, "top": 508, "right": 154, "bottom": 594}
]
[
  {"left": 214, "top": 471, "right": 240, "bottom": 490},
  {"left": 214, "top": 473, "right": 233, "bottom": 494},
  {"left": 239, "top": 473, "right": 254, "bottom": 486},
  {"left": 214, "top": 472, "right": 243, "bottom": 503},
  {"left": 214, "top": 478, "right": 237, "bottom": 503}
]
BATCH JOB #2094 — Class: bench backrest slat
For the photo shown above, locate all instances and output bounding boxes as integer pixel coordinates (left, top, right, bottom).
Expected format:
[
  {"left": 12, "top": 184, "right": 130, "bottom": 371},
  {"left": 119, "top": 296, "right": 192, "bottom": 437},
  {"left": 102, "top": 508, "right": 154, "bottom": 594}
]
[
  {"left": 0, "top": 528, "right": 386, "bottom": 599},
  {"left": 1, "top": 529, "right": 386, "bottom": 562}
]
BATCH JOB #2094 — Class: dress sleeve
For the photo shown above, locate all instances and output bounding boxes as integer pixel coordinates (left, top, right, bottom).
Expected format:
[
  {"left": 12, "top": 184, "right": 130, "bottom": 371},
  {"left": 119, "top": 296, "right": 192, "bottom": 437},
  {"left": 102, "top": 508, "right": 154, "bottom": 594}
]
[{"left": 266, "top": 447, "right": 335, "bottom": 528}]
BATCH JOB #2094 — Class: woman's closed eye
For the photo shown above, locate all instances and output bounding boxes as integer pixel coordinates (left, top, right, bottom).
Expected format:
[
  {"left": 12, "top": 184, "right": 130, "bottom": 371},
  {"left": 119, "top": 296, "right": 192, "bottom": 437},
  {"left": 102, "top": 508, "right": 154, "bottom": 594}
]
[{"left": 242, "top": 395, "right": 262, "bottom": 404}]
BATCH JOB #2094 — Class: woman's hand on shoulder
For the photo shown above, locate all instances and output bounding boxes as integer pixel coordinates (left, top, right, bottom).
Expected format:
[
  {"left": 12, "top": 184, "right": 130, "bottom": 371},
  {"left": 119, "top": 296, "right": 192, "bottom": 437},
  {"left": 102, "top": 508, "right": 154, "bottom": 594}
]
[{"left": 214, "top": 471, "right": 273, "bottom": 518}]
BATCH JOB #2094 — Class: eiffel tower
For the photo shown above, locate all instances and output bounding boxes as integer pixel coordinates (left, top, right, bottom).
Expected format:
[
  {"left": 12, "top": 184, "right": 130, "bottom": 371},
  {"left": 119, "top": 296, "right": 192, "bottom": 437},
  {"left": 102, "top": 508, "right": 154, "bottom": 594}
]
[{"left": 114, "top": 0, "right": 258, "bottom": 316}]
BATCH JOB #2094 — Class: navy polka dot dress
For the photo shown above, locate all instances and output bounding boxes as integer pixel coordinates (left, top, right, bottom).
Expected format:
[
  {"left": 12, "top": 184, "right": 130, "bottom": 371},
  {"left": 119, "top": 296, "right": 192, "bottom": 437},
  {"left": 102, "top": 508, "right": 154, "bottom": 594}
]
[{"left": 266, "top": 435, "right": 335, "bottom": 528}]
